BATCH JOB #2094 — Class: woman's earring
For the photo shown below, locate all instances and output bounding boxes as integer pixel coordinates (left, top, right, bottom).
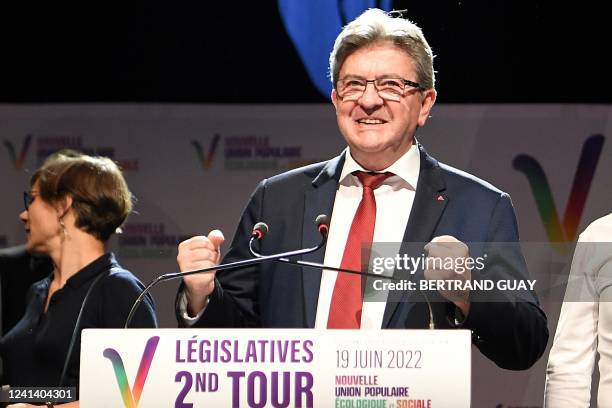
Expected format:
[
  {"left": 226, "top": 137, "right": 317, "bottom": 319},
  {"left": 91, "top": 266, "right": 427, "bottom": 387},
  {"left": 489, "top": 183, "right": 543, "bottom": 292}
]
[{"left": 59, "top": 218, "right": 68, "bottom": 237}]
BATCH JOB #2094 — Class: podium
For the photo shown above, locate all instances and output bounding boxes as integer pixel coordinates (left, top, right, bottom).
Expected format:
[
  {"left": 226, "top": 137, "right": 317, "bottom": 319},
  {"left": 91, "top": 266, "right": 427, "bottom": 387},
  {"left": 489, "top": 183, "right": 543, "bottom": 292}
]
[{"left": 80, "top": 329, "right": 470, "bottom": 407}]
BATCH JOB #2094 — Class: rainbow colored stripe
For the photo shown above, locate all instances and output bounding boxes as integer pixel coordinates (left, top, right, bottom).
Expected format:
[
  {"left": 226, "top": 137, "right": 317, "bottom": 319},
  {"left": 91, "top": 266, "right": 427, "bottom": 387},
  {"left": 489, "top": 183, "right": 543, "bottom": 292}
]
[
  {"left": 3, "top": 134, "right": 32, "bottom": 170},
  {"left": 192, "top": 134, "right": 221, "bottom": 169},
  {"left": 514, "top": 134, "right": 604, "bottom": 244},
  {"left": 103, "top": 336, "right": 160, "bottom": 408}
]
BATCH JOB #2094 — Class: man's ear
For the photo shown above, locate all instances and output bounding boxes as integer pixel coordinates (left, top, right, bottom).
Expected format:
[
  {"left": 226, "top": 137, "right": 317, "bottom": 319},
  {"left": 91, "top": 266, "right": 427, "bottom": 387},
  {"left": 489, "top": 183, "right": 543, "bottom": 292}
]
[
  {"left": 417, "top": 88, "right": 437, "bottom": 127},
  {"left": 331, "top": 88, "right": 339, "bottom": 113}
]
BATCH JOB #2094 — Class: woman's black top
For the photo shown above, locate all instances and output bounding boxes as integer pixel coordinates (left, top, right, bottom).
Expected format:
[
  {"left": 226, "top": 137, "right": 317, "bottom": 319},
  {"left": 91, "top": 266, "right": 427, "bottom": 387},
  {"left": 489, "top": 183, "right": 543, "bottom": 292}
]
[{"left": 0, "top": 252, "right": 157, "bottom": 388}]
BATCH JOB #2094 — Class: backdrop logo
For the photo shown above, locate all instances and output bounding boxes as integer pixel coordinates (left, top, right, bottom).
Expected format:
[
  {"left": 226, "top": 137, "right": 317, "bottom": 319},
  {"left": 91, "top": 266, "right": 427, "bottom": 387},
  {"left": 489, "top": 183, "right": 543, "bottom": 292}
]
[
  {"left": 103, "top": 336, "right": 160, "bottom": 408},
  {"left": 191, "top": 134, "right": 221, "bottom": 170},
  {"left": 3, "top": 134, "right": 32, "bottom": 169},
  {"left": 513, "top": 134, "right": 604, "bottom": 243}
]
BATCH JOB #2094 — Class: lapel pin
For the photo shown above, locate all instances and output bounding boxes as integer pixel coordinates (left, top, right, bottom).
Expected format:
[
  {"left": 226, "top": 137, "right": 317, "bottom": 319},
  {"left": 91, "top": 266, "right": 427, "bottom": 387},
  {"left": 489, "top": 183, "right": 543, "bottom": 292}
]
[{"left": 437, "top": 195, "right": 445, "bottom": 201}]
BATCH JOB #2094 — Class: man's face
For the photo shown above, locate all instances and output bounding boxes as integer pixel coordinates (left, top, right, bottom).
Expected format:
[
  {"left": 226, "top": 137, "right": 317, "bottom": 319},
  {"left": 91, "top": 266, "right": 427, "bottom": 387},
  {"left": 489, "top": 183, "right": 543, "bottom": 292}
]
[{"left": 331, "top": 41, "right": 436, "bottom": 170}]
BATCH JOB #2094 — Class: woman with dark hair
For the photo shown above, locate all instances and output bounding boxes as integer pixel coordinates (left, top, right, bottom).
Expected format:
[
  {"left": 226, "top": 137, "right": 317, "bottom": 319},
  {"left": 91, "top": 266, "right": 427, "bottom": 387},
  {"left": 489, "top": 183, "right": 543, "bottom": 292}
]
[{"left": 0, "top": 154, "right": 157, "bottom": 407}]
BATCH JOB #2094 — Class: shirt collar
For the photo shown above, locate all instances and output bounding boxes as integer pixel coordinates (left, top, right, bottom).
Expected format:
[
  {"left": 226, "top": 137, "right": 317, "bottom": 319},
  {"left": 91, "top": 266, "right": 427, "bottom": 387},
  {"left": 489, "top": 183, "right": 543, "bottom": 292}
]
[{"left": 339, "top": 144, "right": 420, "bottom": 190}]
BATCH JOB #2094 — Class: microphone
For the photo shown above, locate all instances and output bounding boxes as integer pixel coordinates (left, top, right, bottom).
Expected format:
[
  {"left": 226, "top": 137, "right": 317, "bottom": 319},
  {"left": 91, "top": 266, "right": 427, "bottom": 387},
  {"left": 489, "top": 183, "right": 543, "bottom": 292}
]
[
  {"left": 251, "top": 222, "right": 269, "bottom": 240},
  {"left": 315, "top": 214, "right": 330, "bottom": 237},
  {"left": 124, "top": 217, "right": 328, "bottom": 328}
]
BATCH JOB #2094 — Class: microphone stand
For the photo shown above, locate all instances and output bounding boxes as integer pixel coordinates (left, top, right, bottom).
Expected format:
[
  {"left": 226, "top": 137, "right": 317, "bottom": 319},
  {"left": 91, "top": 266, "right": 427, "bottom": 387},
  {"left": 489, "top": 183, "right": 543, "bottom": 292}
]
[{"left": 124, "top": 235, "right": 327, "bottom": 328}]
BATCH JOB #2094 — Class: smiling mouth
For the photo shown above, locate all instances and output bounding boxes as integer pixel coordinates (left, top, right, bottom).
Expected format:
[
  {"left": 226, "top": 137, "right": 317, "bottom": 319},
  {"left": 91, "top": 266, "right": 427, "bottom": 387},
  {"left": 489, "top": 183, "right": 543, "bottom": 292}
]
[{"left": 356, "top": 118, "right": 387, "bottom": 125}]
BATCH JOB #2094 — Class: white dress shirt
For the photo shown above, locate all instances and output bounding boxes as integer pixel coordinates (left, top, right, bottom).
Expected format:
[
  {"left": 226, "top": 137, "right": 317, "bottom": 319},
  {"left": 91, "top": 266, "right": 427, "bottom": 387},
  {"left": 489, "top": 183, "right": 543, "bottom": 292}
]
[
  {"left": 314, "top": 146, "right": 419, "bottom": 329},
  {"left": 545, "top": 213, "right": 612, "bottom": 407}
]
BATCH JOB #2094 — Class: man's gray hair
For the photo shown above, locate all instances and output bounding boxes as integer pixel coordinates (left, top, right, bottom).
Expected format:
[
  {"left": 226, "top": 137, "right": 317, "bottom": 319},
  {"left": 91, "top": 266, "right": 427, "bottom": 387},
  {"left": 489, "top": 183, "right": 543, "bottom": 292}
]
[{"left": 329, "top": 8, "right": 435, "bottom": 90}]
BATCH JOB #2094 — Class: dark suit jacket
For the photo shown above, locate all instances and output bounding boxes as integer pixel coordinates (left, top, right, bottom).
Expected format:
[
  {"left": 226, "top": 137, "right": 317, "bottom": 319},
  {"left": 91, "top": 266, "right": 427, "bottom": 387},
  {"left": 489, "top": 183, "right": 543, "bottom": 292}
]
[
  {"left": 0, "top": 245, "right": 53, "bottom": 335},
  {"left": 179, "top": 145, "right": 549, "bottom": 370}
]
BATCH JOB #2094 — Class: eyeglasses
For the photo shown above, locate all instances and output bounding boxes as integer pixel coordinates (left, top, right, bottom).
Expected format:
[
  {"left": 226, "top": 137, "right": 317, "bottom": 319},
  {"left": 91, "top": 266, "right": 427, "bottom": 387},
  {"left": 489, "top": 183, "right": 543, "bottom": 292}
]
[
  {"left": 336, "top": 77, "right": 422, "bottom": 101},
  {"left": 23, "top": 191, "right": 37, "bottom": 211}
]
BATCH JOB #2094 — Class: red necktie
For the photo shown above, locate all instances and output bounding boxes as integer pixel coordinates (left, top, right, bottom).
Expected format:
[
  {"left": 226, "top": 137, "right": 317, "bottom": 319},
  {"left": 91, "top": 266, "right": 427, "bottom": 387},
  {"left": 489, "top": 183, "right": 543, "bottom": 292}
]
[{"left": 327, "top": 171, "right": 393, "bottom": 329}]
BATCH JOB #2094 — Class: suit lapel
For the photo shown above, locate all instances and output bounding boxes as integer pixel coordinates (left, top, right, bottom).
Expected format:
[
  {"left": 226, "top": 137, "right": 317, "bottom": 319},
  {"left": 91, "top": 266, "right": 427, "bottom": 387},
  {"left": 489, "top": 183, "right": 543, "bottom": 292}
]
[
  {"left": 301, "top": 153, "right": 345, "bottom": 327},
  {"left": 402, "top": 147, "right": 448, "bottom": 244},
  {"left": 382, "top": 145, "right": 448, "bottom": 327}
]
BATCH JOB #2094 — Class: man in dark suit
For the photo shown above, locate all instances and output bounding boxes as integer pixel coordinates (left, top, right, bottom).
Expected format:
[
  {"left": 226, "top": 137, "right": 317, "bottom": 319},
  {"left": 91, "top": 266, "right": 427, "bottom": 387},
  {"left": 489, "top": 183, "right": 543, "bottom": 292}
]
[{"left": 176, "top": 8, "right": 548, "bottom": 370}]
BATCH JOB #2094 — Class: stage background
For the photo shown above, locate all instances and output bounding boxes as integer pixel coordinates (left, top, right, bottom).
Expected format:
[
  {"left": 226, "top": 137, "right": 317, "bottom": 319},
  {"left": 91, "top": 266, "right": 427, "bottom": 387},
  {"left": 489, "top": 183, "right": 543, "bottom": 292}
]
[
  {"left": 1, "top": 1, "right": 610, "bottom": 406},
  {"left": 1, "top": 103, "right": 610, "bottom": 406}
]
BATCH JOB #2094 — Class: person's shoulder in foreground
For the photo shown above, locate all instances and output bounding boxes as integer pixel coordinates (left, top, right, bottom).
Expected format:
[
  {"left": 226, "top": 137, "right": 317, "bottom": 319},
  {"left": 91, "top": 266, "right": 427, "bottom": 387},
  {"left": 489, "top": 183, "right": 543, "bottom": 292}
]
[
  {"left": 545, "top": 212, "right": 612, "bottom": 407},
  {"left": 95, "top": 254, "right": 158, "bottom": 328},
  {"left": 579, "top": 212, "right": 612, "bottom": 241}
]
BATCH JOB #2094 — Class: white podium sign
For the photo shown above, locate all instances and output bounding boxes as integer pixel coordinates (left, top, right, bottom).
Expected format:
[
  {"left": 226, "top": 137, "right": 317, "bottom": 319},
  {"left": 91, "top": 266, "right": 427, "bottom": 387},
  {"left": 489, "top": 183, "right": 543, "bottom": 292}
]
[{"left": 80, "top": 329, "right": 470, "bottom": 407}]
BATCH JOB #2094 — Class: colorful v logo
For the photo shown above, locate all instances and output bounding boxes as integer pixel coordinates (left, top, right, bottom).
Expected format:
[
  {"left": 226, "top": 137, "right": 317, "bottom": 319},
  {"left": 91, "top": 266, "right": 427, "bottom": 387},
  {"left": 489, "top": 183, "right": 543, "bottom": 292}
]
[
  {"left": 3, "top": 134, "right": 32, "bottom": 169},
  {"left": 513, "top": 135, "right": 605, "bottom": 243},
  {"left": 103, "top": 336, "right": 160, "bottom": 408},
  {"left": 191, "top": 134, "right": 221, "bottom": 170}
]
